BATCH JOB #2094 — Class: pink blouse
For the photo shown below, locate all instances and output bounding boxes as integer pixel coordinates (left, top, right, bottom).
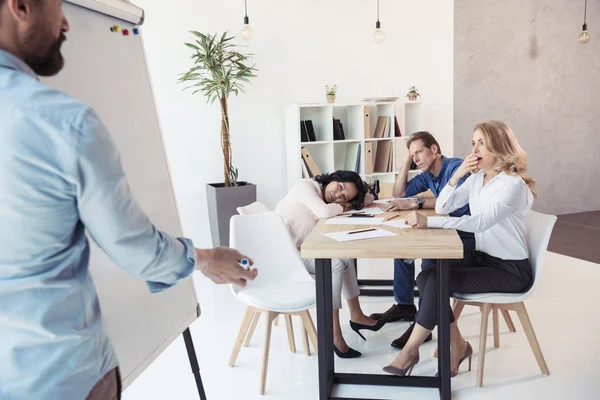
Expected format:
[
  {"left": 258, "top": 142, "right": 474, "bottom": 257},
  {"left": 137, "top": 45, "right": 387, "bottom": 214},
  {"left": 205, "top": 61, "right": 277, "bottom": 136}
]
[{"left": 275, "top": 179, "right": 343, "bottom": 248}]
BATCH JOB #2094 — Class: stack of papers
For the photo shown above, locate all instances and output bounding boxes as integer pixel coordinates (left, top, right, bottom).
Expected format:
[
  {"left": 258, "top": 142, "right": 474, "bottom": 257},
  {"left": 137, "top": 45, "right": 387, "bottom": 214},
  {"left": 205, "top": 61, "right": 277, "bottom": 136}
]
[
  {"left": 342, "top": 207, "right": 385, "bottom": 215},
  {"left": 373, "top": 197, "right": 418, "bottom": 204},
  {"left": 383, "top": 220, "right": 413, "bottom": 229},
  {"left": 324, "top": 228, "right": 397, "bottom": 242}
]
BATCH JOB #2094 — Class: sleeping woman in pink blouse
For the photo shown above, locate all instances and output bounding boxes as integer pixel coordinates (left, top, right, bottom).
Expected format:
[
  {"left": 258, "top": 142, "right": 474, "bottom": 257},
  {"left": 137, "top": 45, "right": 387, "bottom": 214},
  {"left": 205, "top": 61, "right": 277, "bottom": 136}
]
[{"left": 275, "top": 170, "right": 387, "bottom": 358}]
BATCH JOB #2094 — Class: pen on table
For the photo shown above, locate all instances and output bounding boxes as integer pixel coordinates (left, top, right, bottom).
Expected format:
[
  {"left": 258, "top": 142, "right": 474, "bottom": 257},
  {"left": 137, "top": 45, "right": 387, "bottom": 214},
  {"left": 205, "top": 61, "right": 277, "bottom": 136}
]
[
  {"left": 341, "top": 211, "right": 365, "bottom": 216},
  {"left": 348, "top": 214, "right": 374, "bottom": 218},
  {"left": 347, "top": 228, "right": 377, "bottom": 235},
  {"left": 385, "top": 214, "right": 401, "bottom": 222},
  {"left": 240, "top": 258, "right": 250, "bottom": 269}
]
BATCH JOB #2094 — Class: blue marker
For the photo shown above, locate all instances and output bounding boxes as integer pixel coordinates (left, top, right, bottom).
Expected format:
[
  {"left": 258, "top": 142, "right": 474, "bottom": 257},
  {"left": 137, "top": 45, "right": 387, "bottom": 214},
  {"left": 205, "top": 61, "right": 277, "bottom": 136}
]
[{"left": 240, "top": 258, "right": 250, "bottom": 269}]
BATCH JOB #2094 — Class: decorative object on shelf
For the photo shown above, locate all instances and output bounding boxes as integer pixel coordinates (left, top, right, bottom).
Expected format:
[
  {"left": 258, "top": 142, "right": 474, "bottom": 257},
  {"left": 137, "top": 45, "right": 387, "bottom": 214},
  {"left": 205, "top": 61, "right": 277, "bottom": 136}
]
[
  {"left": 325, "top": 84, "right": 337, "bottom": 103},
  {"left": 578, "top": 0, "right": 591, "bottom": 44},
  {"left": 178, "top": 31, "right": 258, "bottom": 246},
  {"left": 406, "top": 86, "right": 420, "bottom": 101},
  {"left": 372, "top": 0, "right": 385, "bottom": 44},
  {"left": 241, "top": 0, "right": 253, "bottom": 41}
]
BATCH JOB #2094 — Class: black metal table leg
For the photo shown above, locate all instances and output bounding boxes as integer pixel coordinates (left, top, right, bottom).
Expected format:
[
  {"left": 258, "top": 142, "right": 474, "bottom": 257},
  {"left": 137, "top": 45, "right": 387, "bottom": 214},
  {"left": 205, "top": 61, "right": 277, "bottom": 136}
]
[
  {"left": 183, "top": 327, "right": 207, "bottom": 400},
  {"left": 437, "top": 259, "right": 451, "bottom": 400},
  {"left": 315, "top": 258, "right": 334, "bottom": 399}
]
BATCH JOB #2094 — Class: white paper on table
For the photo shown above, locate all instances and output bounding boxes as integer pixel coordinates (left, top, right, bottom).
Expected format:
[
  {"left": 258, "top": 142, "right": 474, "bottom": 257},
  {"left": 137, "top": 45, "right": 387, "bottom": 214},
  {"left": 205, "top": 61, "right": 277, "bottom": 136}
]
[
  {"left": 324, "top": 227, "right": 397, "bottom": 242},
  {"left": 342, "top": 206, "right": 385, "bottom": 215},
  {"left": 373, "top": 197, "right": 418, "bottom": 204},
  {"left": 326, "top": 217, "right": 385, "bottom": 225},
  {"left": 383, "top": 220, "right": 413, "bottom": 229}
]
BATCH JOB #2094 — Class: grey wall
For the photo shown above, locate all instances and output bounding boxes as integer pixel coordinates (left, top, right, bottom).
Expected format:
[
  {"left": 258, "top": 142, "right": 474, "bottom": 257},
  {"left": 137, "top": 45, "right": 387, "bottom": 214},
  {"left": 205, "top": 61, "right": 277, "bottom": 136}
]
[{"left": 455, "top": 0, "right": 600, "bottom": 215}]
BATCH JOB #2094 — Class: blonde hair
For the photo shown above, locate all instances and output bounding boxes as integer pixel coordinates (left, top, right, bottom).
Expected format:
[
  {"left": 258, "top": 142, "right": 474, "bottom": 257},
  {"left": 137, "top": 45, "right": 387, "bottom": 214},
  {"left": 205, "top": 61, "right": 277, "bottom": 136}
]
[{"left": 474, "top": 121, "right": 537, "bottom": 197}]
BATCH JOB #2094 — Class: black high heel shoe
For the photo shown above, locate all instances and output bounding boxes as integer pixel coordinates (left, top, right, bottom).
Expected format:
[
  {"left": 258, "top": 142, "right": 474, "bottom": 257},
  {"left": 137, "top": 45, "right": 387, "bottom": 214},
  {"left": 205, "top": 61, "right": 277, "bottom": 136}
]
[
  {"left": 334, "top": 345, "right": 362, "bottom": 358},
  {"left": 349, "top": 316, "right": 388, "bottom": 340}
]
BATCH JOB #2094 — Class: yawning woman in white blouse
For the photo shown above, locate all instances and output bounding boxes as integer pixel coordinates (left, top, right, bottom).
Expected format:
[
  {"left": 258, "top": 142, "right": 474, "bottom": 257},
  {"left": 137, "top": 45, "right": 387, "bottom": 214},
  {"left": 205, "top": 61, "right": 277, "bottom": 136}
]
[{"left": 384, "top": 120, "right": 536, "bottom": 377}]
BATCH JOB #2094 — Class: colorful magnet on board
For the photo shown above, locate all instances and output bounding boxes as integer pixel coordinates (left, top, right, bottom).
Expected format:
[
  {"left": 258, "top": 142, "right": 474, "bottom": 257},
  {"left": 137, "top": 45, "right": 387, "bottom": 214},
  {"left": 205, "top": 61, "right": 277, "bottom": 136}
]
[
  {"left": 133, "top": 28, "right": 139, "bottom": 35},
  {"left": 123, "top": 29, "right": 130, "bottom": 36},
  {"left": 114, "top": 25, "right": 120, "bottom": 33},
  {"left": 110, "top": 26, "right": 115, "bottom": 32}
]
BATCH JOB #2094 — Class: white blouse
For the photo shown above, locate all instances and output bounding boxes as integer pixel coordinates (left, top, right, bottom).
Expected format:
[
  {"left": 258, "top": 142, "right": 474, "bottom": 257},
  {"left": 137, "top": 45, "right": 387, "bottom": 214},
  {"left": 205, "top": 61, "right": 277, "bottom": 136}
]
[{"left": 429, "top": 170, "right": 534, "bottom": 260}]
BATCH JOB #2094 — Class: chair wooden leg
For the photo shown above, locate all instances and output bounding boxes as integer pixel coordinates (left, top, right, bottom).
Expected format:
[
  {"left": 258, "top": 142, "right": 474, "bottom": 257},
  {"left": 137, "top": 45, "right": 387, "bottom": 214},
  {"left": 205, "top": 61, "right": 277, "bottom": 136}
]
[
  {"left": 244, "top": 312, "right": 261, "bottom": 347},
  {"left": 284, "top": 314, "right": 296, "bottom": 353},
  {"left": 301, "top": 320, "right": 310, "bottom": 356},
  {"left": 259, "top": 311, "right": 275, "bottom": 395},
  {"left": 493, "top": 308, "right": 500, "bottom": 348},
  {"left": 477, "top": 303, "right": 492, "bottom": 387},
  {"left": 501, "top": 309, "right": 517, "bottom": 333},
  {"left": 273, "top": 315, "right": 280, "bottom": 326},
  {"left": 228, "top": 307, "right": 255, "bottom": 367},
  {"left": 453, "top": 300, "right": 466, "bottom": 319},
  {"left": 434, "top": 300, "right": 467, "bottom": 359},
  {"left": 299, "top": 310, "right": 318, "bottom": 356},
  {"left": 514, "top": 302, "right": 550, "bottom": 376}
]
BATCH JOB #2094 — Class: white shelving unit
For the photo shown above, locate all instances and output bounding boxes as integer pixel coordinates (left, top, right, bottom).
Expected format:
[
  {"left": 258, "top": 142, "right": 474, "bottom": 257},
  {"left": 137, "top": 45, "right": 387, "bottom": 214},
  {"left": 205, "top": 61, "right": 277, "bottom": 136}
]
[{"left": 285, "top": 100, "right": 425, "bottom": 191}]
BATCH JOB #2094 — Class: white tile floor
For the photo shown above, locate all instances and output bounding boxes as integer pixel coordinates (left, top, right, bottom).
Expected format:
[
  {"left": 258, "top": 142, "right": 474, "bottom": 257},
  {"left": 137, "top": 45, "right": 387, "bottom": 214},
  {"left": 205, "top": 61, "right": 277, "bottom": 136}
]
[{"left": 122, "top": 252, "right": 600, "bottom": 400}]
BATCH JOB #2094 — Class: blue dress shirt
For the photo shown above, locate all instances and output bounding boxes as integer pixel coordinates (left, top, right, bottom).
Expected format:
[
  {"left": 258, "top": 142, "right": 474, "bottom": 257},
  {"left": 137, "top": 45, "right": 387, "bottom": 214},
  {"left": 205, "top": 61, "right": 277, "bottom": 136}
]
[
  {"left": 404, "top": 155, "right": 471, "bottom": 218},
  {"left": 0, "top": 49, "right": 197, "bottom": 399}
]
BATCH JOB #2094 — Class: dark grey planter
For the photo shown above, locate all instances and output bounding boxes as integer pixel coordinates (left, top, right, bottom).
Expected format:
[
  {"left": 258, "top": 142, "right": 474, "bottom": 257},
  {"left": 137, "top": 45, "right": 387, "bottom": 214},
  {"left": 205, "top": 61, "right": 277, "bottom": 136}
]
[{"left": 206, "top": 182, "right": 257, "bottom": 247}]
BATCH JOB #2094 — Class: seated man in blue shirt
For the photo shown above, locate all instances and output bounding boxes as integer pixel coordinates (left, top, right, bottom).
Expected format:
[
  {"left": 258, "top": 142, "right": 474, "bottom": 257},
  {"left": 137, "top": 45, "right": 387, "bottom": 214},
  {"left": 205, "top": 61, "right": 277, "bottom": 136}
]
[
  {"left": 0, "top": 1, "right": 257, "bottom": 399},
  {"left": 369, "top": 131, "right": 475, "bottom": 348}
]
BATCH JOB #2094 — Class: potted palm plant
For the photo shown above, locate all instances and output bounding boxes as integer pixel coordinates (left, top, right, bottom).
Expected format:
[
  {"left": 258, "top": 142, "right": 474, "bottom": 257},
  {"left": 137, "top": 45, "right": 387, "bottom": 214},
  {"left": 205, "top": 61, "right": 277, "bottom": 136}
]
[{"left": 179, "top": 31, "right": 258, "bottom": 246}]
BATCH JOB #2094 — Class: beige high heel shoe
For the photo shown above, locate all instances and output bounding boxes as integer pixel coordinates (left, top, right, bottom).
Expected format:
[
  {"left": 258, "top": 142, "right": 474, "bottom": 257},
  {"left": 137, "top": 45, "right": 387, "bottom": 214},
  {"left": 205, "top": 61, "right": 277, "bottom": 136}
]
[{"left": 383, "top": 354, "right": 420, "bottom": 377}]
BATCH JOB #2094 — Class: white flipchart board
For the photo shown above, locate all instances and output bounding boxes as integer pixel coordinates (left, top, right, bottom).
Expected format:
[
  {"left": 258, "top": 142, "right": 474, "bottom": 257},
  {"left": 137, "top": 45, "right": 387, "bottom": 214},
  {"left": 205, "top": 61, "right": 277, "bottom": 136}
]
[{"left": 42, "top": 0, "right": 199, "bottom": 388}]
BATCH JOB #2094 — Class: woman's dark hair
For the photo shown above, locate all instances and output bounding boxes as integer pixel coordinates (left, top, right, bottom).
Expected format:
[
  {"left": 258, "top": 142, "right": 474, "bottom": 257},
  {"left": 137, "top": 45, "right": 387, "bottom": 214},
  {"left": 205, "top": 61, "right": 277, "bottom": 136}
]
[{"left": 313, "top": 170, "right": 370, "bottom": 210}]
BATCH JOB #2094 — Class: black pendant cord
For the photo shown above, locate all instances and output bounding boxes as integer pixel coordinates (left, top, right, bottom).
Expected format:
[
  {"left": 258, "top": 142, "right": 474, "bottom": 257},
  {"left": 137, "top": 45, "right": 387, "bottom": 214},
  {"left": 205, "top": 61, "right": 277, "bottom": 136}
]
[
  {"left": 244, "top": 0, "right": 249, "bottom": 24},
  {"left": 377, "top": 0, "right": 380, "bottom": 23},
  {"left": 583, "top": 0, "right": 588, "bottom": 30}
]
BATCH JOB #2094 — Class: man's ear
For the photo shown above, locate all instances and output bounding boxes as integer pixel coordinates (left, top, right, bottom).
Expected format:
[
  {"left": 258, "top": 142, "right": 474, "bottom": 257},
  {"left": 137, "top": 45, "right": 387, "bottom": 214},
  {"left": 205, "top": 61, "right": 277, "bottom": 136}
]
[
  {"left": 431, "top": 144, "right": 439, "bottom": 154},
  {"left": 7, "top": 0, "right": 35, "bottom": 22}
]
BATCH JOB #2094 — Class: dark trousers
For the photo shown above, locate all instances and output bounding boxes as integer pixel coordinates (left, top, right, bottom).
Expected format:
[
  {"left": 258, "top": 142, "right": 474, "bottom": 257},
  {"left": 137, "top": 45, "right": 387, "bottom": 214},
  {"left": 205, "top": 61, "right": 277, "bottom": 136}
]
[
  {"left": 86, "top": 367, "right": 122, "bottom": 400},
  {"left": 415, "top": 250, "right": 533, "bottom": 330}
]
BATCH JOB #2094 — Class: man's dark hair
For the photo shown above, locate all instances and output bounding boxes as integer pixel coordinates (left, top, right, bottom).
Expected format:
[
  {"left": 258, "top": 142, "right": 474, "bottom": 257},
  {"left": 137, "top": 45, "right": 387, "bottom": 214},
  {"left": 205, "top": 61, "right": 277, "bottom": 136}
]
[
  {"left": 406, "top": 131, "right": 442, "bottom": 155},
  {"left": 313, "top": 170, "right": 369, "bottom": 210}
]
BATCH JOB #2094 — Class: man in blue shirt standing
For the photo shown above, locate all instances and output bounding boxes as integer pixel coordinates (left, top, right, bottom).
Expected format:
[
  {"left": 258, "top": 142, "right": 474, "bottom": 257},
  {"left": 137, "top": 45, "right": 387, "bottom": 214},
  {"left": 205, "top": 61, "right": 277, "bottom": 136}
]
[
  {"left": 369, "top": 131, "right": 475, "bottom": 348},
  {"left": 0, "top": 1, "right": 257, "bottom": 399}
]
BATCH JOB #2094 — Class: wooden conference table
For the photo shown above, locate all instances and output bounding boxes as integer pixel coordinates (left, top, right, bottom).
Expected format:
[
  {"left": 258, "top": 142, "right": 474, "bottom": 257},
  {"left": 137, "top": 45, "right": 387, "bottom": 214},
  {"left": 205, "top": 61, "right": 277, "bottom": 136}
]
[{"left": 301, "top": 209, "right": 463, "bottom": 400}]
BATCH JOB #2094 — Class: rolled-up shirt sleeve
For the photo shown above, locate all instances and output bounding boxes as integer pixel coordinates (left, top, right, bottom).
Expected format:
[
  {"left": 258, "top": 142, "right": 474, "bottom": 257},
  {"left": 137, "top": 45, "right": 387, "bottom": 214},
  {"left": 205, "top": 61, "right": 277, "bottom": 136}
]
[
  {"left": 435, "top": 174, "right": 473, "bottom": 215},
  {"left": 74, "top": 109, "right": 196, "bottom": 292},
  {"left": 429, "top": 179, "right": 525, "bottom": 233}
]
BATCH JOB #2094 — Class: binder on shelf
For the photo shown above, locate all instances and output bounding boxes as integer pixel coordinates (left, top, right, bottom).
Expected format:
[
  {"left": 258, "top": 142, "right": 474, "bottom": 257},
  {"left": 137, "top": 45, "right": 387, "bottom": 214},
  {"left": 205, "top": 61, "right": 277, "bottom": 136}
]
[
  {"left": 365, "top": 142, "right": 374, "bottom": 174},
  {"left": 355, "top": 145, "right": 361, "bottom": 173},
  {"left": 305, "top": 120, "right": 317, "bottom": 142},
  {"left": 301, "top": 147, "right": 321, "bottom": 177},
  {"left": 373, "top": 140, "right": 392, "bottom": 172},
  {"left": 363, "top": 106, "right": 371, "bottom": 138},
  {"left": 373, "top": 116, "right": 387, "bottom": 138},
  {"left": 394, "top": 116, "right": 402, "bottom": 137},
  {"left": 387, "top": 142, "right": 393, "bottom": 171},
  {"left": 382, "top": 117, "right": 391, "bottom": 138},
  {"left": 301, "top": 157, "right": 310, "bottom": 178},
  {"left": 300, "top": 121, "right": 310, "bottom": 142}
]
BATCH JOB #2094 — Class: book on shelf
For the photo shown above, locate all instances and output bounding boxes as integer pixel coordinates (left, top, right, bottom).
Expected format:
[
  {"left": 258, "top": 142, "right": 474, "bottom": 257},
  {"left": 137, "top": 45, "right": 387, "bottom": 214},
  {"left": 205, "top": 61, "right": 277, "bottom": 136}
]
[
  {"left": 300, "top": 121, "right": 310, "bottom": 142},
  {"left": 333, "top": 118, "right": 346, "bottom": 141},
  {"left": 301, "top": 147, "right": 321, "bottom": 177},
  {"left": 394, "top": 115, "right": 402, "bottom": 137},
  {"left": 383, "top": 117, "right": 391, "bottom": 138},
  {"left": 305, "top": 120, "right": 317, "bottom": 142},
  {"left": 355, "top": 145, "right": 361, "bottom": 173}
]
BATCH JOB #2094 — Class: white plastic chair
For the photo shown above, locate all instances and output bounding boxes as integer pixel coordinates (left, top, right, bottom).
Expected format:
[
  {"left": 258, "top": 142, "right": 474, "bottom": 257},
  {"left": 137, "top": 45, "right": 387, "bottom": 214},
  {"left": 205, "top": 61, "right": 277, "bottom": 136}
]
[
  {"left": 451, "top": 211, "right": 557, "bottom": 386},
  {"left": 228, "top": 211, "right": 318, "bottom": 395},
  {"left": 237, "top": 201, "right": 269, "bottom": 216}
]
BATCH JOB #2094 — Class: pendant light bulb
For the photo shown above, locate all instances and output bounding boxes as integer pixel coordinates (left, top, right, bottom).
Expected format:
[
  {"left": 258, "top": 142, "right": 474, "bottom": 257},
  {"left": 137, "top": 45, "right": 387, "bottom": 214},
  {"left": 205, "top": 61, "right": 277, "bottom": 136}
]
[
  {"left": 578, "top": 0, "right": 591, "bottom": 44},
  {"left": 373, "top": 21, "right": 385, "bottom": 44},
  {"left": 241, "top": 0, "right": 253, "bottom": 41},
  {"left": 579, "top": 25, "right": 591, "bottom": 44},
  {"left": 372, "top": 0, "right": 384, "bottom": 44}
]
